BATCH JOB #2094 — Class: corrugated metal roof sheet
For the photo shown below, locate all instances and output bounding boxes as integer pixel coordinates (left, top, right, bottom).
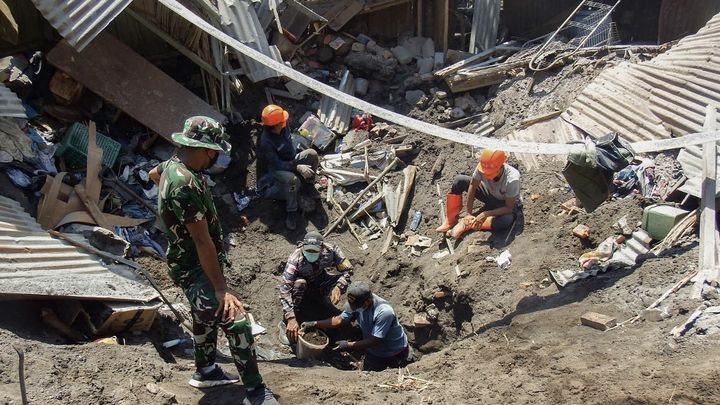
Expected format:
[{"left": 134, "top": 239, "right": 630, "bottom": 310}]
[
  {"left": 30, "top": 0, "right": 132, "bottom": 51},
  {"left": 0, "top": 84, "right": 26, "bottom": 118},
  {"left": 469, "top": 0, "right": 501, "bottom": 53},
  {"left": 677, "top": 143, "right": 720, "bottom": 198},
  {"left": 218, "top": 0, "right": 283, "bottom": 83},
  {"left": 561, "top": 12, "right": 720, "bottom": 143},
  {"left": 0, "top": 196, "right": 157, "bottom": 302},
  {"left": 317, "top": 69, "right": 355, "bottom": 133},
  {"left": 509, "top": 117, "right": 581, "bottom": 170}
]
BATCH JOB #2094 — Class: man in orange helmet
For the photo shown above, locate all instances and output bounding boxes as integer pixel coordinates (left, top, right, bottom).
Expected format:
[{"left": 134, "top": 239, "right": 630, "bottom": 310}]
[
  {"left": 436, "top": 149, "right": 521, "bottom": 239},
  {"left": 258, "top": 104, "right": 319, "bottom": 231}
]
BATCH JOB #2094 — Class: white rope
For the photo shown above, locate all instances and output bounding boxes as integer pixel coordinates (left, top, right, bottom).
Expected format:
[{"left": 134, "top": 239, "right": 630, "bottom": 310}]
[{"left": 159, "top": 0, "right": 720, "bottom": 155}]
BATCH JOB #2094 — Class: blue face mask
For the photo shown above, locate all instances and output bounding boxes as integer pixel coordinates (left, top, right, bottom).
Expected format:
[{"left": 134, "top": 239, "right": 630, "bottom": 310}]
[{"left": 303, "top": 251, "right": 320, "bottom": 263}]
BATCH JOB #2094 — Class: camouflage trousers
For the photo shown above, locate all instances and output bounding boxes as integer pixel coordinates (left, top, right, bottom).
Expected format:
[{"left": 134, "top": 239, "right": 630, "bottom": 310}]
[{"left": 184, "top": 278, "right": 263, "bottom": 388}]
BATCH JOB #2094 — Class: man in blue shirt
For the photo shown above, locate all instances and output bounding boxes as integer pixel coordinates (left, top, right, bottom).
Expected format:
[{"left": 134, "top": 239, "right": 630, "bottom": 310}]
[
  {"left": 301, "top": 282, "right": 415, "bottom": 371},
  {"left": 258, "top": 104, "right": 319, "bottom": 230}
]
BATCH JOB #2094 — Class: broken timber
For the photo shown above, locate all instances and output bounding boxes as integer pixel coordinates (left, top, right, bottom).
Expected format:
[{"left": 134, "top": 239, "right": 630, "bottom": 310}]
[
  {"left": 393, "top": 165, "right": 417, "bottom": 230},
  {"left": 323, "top": 158, "right": 401, "bottom": 237},
  {"left": 46, "top": 32, "right": 225, "bottom": 142},
  {"left": 157, "top": 0, "right": 719, "bottom": 154}
]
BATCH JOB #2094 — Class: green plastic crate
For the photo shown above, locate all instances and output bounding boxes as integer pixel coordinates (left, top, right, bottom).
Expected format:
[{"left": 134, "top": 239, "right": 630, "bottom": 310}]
[{"left": 55, "top": 122, "right": 121, "bottom": 169}]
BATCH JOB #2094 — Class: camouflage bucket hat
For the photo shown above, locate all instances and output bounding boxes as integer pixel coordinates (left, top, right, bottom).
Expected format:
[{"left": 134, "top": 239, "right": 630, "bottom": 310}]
[{"left": 171, "top": 116, "right": 231, "bottom": 153}]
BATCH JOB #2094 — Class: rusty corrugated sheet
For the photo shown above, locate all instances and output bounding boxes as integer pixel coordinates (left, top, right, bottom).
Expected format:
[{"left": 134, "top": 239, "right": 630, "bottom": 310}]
[
  {"left": 0, "top": 196, "right": 157, "bottom": 302},
  {"left": 561, "top": 12, "right": 720, "bottom": 143},
  {"left": 469, "top": 0, "right": 501, "bottom": 53},
  {"left": 218, "top": 0, "right": 283, "bottom": 82},
  {"left": 29, "top": 0, "right": 132, "bottom": 51},
  {"left": 0, "top": 84, "right": 26, "bottom": 118}
]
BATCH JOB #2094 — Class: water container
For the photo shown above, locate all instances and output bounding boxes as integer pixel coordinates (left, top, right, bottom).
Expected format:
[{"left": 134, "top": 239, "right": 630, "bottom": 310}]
[{"left": 641, "top": 204, "right": 689, "bottom": 240}]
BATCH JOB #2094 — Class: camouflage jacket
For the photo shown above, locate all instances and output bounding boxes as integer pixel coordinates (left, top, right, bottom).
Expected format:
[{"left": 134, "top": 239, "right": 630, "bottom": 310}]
[
  {"left": 279, "top": 242, "right": 353, "bottom": 320},
  {"left": 157, "top": 157, "right": 225, "bottom": 287}
]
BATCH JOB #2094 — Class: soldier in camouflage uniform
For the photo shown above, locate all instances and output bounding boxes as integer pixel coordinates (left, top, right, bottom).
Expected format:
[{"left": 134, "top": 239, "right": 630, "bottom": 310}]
[{"left": 150, "top": 117, "right": 276, "bottom": 405}]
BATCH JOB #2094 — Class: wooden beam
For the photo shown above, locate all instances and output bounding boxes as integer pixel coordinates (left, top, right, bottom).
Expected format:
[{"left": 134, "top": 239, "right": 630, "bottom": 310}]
[
  {"left": 416, "top": 0, "right": 423, "bottom": 37},
  {"left": 441, "top": 0, "right": 449, "bottom": 53},
  {"left": 694, "top": 105, "right": 719, "bottom": 298},
  {"left": 125, "top": 8, "right": 221, "bottom": 80}
]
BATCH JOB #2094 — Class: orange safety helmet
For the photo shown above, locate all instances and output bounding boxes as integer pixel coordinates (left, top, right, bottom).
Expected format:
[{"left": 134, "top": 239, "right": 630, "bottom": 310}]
[
  {"left": 261, "top": 104, "right": 289, "bottom": 128},
  {"left": 477, "top": 149, "right": 506, "bottom": 179}
]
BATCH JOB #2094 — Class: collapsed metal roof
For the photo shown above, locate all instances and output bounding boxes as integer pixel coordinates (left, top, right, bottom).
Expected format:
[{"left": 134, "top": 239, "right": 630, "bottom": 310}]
[
  {"left": 562, "top": 12, "right": 720, "bottom": 143},
  {"left": 469, "top": 0, "right": 501, "bottom": 53},
  {"left": 29, "top": 0, "right": 132, "bottom": 51},
  {"left": 217, "top": 0, "right": 283, "bottom": 83},
  {"left": 0, "top": 84, "right": 26, "bottom": 118},
  {"left": 0, "top": 196, "right": 158, "bottom": 302}
]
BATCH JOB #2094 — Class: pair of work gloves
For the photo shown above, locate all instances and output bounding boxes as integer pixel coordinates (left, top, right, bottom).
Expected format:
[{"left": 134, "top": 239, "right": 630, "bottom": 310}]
[
  {"left": 295, "top": 164, "right": 315, "bottom": 180},
  {"left": 299, "top": 321, "right": 349, "bottom": 351}
]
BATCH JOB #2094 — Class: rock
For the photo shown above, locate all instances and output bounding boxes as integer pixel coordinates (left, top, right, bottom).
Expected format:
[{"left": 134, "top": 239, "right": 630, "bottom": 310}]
[
  {"left": 450, "top": 107, "right": 465, "bottom": 119},
  {"left": 354, "top": 78, "right": 369, "bottom": 96},
  {"left": 345, "top": 52, "right": 397, "bottom": 81},
  {"left": 572, "top": 224, "right": 591, "bottom": 239},
  {"left": 580, "top": 312, "right": 617, "bottom": 331},
  {"left": 614, "top": 215, "right": 634, "bottom": 235},
  {"left": 403, "top": 37, "right": 426, "bottom": 57},
  {"left": 391, "top": 45, "right": 413, "bottom": 65},
  {"left": 146, "top": 383, "right": 159, "bottom": 395},
  {"left": 454, "top": 94, "right": 479, "bottom": 112},
  {"left": 369, "top": 122, "right": 398, "bottom": 138},
  {"left": 351, "top": 42, "right": 366, "bottom": 52},
  {"left": 416, "top": 95, "right": 431, "bottom": 109},
  {"left": 414, "top": 313, "right": 433, "bottom": 327},
  {"left": 434, "top": 52, "right": 445, "bottom": 70},
  {"left": 405, "top": 89, "right": 426, "bottom": 105},
  {"left": 422, "top": 38, "right": 435, "bottom": 58},
  {"left": 403, "top": 75, "right": 424, "bottom": 90},
  {"left": 435, "top": 90, "right": 447, "bottom": 100},
  {"left": 417, "top": 57, "right": 434, "bottom": 74},
  {"left": 642, "top": 308, "right": 667, "bottom": 322},
  {"left": 433, "top": 290, "right": 449, "bottom": 299}
]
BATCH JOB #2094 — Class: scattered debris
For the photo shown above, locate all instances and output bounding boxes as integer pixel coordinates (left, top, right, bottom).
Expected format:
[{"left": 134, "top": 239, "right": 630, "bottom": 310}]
[
  {"left": 485, "top": 250, "right": 512, "bottom": 271},
  {"left": 581, "top": 312, "right": 617, "bottom": 331}
]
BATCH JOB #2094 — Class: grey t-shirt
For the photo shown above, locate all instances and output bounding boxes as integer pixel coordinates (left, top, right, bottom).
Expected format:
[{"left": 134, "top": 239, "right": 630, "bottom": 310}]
[{"left": 472, "top": 164, "right": 521, "bottom": 201}]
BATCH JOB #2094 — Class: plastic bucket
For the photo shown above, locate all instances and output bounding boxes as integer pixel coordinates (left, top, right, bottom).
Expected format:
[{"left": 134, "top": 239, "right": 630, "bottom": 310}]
[{"left": 296, "top": 329, "right": 329, "bottom": 359}]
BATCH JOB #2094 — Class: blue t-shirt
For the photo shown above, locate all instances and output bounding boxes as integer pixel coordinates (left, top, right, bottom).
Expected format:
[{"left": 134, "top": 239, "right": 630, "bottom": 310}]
[{"left": 341, "top": 294, "right": 408, "bottom": 357}]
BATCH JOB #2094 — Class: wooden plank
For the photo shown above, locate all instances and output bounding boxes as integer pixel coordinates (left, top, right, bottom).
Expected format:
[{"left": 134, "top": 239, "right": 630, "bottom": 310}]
[
  {"left": 416, "top": 0, "right": 423, "bottom": 37},
  {"left": 124, "top": 8, "right": 221, "bottom": 80},
  {"left": 85, "top": 121, "right": 103, "bottom": 204},
  {"left": 46, "top": 32, "right": 225, "bottom": 142},
  {"left": 394, "top": 165, "right": 417, "bottom": 230},
  {"left": 695, "top": 105, "right": 719, "bottom": 298},
  {"left": 73, "top": 184, "right": 113, "bottom": 231},
  {"left": 440, "top": 0, "right": 449, "bottom": 53},
  {"left": 324, "top": 0, "right": 364, "bottom": 30}
]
